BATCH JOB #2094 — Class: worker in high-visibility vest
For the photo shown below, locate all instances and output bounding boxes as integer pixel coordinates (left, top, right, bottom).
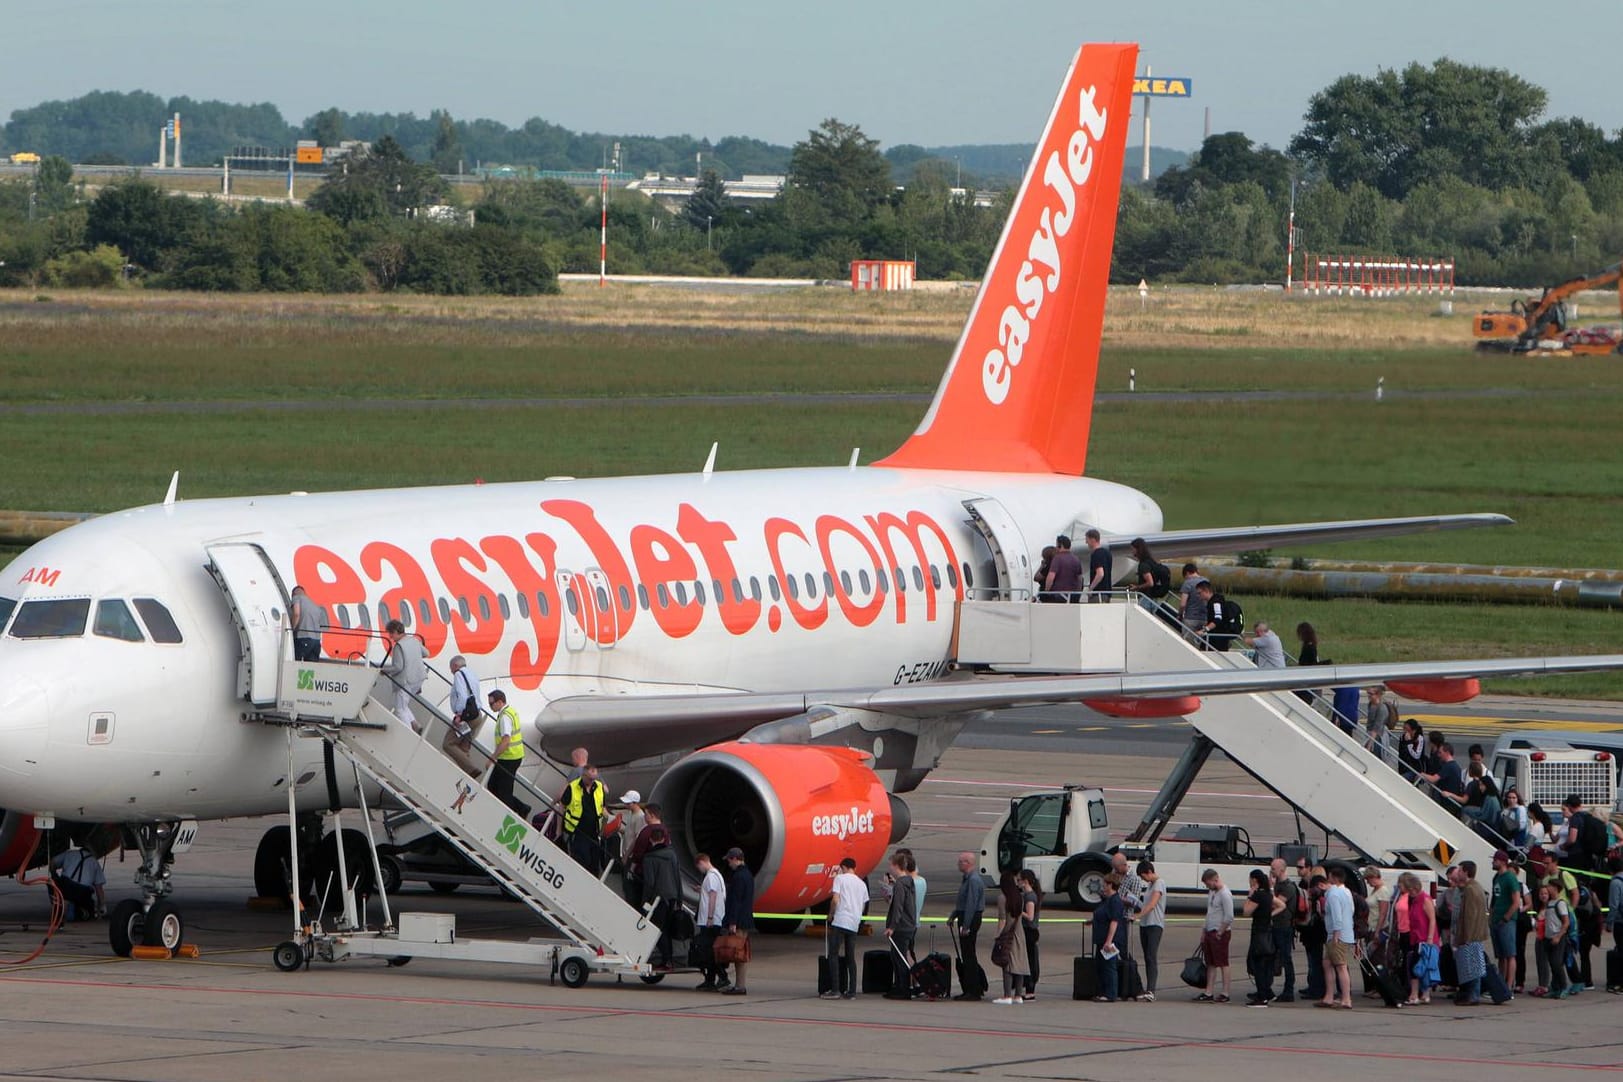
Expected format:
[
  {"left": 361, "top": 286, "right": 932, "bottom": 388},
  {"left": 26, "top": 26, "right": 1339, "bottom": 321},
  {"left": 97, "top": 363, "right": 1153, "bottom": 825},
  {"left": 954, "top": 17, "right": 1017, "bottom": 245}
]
[
  {"left": 487, "top": 690, "right": 526, "bottom": 814},
  {"left": 560, "top": 764, "right": 607, "bottom": 875}
]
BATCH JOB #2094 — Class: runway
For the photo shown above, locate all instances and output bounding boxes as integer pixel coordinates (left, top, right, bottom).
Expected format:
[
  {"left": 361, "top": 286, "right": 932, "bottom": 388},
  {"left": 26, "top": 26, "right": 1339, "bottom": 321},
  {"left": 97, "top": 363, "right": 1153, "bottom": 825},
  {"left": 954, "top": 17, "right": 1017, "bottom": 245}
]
[{"left": 2, "top": 700, "right": 1619, "bottom": 1080}]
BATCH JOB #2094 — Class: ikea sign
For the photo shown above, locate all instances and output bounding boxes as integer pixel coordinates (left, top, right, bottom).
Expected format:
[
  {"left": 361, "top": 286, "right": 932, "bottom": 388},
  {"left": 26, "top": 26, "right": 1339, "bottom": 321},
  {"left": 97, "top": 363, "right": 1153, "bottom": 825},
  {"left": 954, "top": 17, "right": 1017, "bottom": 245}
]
[{"left": 1133, "top": 77, "right": 1193, "bottom": 98}]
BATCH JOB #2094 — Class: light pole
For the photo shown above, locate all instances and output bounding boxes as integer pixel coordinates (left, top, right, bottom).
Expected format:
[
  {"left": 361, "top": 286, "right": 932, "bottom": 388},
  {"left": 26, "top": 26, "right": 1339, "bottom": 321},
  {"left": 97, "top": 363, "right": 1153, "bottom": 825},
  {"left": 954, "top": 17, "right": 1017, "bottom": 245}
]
[
  {"left": 706, "top": 215, "right": 712, "bottom": 251},
  {"left": 1572, "top": 234, "right": 1578, "bottom": 261}
]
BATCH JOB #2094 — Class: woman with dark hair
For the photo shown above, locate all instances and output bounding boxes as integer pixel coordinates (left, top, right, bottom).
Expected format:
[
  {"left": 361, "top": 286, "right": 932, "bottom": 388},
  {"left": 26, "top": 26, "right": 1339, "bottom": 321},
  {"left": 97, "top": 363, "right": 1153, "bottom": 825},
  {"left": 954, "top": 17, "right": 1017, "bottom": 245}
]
[
  {"left": 1293, "top": 623, "right": 1321, "bottom": 704},
  {"left": 1017, "top": 869, "right": 1042, "bottom": 999},
  {"left": 991, "top": 870, "right": 1030, "bottom": 1004},
  {"left": 1241, "top": 868, "right": 1282, "bottom": 1005},
  {"left": 1526, "top": 802, "right": 1555, "bottom": 849},
  {"left": 1128, "top": 538, "right": 1171, "bottom": 616},
  {"left": 1033, "top": 546, "right": 1055, "bottom": 602},
  {"left": 1398, "top": 718, "right": 1427, "bottom": 778}
]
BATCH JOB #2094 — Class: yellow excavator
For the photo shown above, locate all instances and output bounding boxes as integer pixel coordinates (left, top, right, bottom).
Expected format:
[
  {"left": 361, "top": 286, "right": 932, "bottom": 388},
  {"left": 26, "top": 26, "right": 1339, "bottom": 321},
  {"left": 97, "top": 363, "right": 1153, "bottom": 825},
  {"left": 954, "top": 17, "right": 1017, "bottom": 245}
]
[{"left": 1474, "top": 259, "right": 1622, "bottom": 354}]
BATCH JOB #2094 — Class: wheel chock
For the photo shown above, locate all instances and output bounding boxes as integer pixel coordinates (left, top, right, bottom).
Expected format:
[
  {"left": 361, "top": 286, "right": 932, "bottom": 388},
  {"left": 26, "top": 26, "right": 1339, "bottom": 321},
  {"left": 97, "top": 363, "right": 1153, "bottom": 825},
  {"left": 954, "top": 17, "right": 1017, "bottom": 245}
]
[{"left": 128, "top": 943, "right": 201, "bottom": 960}]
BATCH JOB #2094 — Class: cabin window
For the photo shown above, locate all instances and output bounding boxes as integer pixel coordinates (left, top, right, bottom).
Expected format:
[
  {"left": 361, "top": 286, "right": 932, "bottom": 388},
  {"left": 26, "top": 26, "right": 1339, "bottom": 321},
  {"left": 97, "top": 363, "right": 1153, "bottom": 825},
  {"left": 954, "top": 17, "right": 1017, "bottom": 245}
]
[
  {"left": 93, "top": 599, "right": 144, "bottom": 642},
  {"left": 619, "top": 585, "right": 633, "bottom": 612},
  {"left": 535, "top": 591, "right": 551, "bottom": 618},
  {"left": 336, "top": 606, "right": 352, "bottom": 629},
  {"left": 894, "top": 566, "right": 907, "bottom": 593},
  {"left": 749, "top": 576, "right": 762, "bottom": 601},
  {"left": 962, "top": 563, "right": 974, "bottom": 589},
  {"left": 803, "top": 573, "right": 817, "bottom": 599},
  {"left": 418, "top": 599, "right": 433, "bottom": 626},
  {"left": 458, "top": 597, "right": 471, "bottom": 622},
  {"left": 356, "top": 604, "right": 371, "bottom": 631},
  {"left": 946, "top": 564, "right": 959, "bottom": 588},
  {"left": 477, "top": 596, "right": 491, "bottom": 621},
  {"left": 517, "top": 592, "right": 531, "bottom": 619},
  {"left": 9, "top": 598, "right": 90, "bottom": 639},
  {"left": 930, "top": 565, "right": 942, "bottom": 589},
  {"left": 565, "top": 590, "right": 579, "bottom": 617},
  {"left": 498, "top": 594, "right": 511, "bottom": 620},
  {"left": 657, "top": 583, "right": 671, "bottom": 608},
  {"left": 714, "top": 579, "right": 725, "bottom": 603},
  {"left": 768, "top": 576, "right": 782, "bottom": 602},
  {"left": 912, "top": 567, "right": 926, "bottom": 592},
  {"left": 0, "top": 597, "right": 15, "bottom": 635},
  {"left": 398, "top": 601, "right": 413, "bottom": 626},
  {"left": 438, "top": 598, "right": 452, "bottom": 624},
  {"left": 674, "top": 582, "right": 689, "bottom": 606},
  {"left": 839, "top": 570, "right": 853, "bottom": 596},
  {"left": 731, "top": 578, "right": 744, "bottom": 603},
  {"left": 694, "top": 580, "right": 707, "bottom": 605},
  {"left": 823, "top": 572, "right": 835, "bottom": 597},
  {"left": 876, "top": 569, "right": 889, "bottom": 593},
  {"left": 132, "top": 599, "right": 183, "bottom": 644},
  {"left": 595, "top": 586, "right": 610, "bottom": 612},
  {"left": 785, "top": 575, "right": 799, "bottom": 601}
]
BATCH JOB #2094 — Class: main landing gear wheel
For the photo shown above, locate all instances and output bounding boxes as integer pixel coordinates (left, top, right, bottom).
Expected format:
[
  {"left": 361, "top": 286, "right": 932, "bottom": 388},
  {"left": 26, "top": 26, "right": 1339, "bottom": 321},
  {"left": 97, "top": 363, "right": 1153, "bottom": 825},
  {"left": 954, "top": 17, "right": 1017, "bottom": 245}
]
[
  {"left": 378, "top": 854, "right": 404, "bottom": 896},
  {"left": 1067, "top": 866, "right": 1108, "bottom": 911},
  {"left": 272, "top": 940, "right": 306, "bottom": 972},
  {"left": 558, "top": 955, "right": 590, "bottom": 988},
  {"left": 639, "top": 973, "right": 665, "bottom": 985},
  {"left": 253, "top": 824, "right": 314, "bottom": 905},
  {"left": 108, "top": 899, "right": 146, "bottom": 957},
  {"left": 142, "top": 899, "right": 184, "bottom": 950},
  {"left": 313, "top": 829, "right": 377, "bottom": 898}
]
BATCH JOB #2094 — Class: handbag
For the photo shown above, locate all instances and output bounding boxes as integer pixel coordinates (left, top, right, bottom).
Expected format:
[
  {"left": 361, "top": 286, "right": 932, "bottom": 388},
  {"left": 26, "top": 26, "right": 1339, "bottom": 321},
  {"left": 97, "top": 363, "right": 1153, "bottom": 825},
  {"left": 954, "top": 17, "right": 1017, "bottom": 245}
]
[
  {"left": 1180, "top": 948, "right": 1208, "bottom": 988},
  {"left": 713, "top": 931, "right": 751, "bottom": 964},
  {"left": 990, "top": 932, "right": 1011, "bottom": 968}
]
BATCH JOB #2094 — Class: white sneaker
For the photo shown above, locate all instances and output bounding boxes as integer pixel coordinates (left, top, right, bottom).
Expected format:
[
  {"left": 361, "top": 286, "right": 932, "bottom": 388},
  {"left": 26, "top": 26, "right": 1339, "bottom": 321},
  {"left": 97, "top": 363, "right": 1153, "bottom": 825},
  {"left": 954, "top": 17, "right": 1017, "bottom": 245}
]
[
  {"left": 1140, "top": 992, "right": 1156, "bottom": 1002},
  {"left": 992, "top": 997, "right": 1016, "bottom": 1005}
]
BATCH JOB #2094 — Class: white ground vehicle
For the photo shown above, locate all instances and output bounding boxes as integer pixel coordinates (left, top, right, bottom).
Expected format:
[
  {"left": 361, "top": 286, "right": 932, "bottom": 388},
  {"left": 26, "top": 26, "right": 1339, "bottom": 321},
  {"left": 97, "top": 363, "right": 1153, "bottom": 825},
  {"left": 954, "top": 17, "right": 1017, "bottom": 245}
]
[{"left": 1488, "top": 742, "right": 1616, "bottom": 820}]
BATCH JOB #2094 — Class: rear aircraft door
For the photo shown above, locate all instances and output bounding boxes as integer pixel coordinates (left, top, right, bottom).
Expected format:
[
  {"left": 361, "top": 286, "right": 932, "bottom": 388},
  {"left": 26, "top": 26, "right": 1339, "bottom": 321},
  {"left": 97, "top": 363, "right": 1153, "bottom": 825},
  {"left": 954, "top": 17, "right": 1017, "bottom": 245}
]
[
  {"left": 583, "top": 568, "right": 619, "bottom": 648},
  {"left": 963, "top": 498, "right": 1032, "bottom": 600},
  {"left": 204, "top": 542, "right": 292, "bottom": 706},
  {"left": 556, "top": 569, "right": 586, "bottom": 652}
]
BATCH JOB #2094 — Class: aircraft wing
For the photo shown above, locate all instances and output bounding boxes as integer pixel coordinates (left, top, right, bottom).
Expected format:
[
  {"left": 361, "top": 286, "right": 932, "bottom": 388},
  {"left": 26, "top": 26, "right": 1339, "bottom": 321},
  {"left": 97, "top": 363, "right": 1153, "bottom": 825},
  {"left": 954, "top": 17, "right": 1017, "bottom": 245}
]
[
  {"left": 1111, "top": 513, "right": 1513, "bottom": 559},
  {"left": 536, "top": 652, "right": 1623, "bottom": 762}
]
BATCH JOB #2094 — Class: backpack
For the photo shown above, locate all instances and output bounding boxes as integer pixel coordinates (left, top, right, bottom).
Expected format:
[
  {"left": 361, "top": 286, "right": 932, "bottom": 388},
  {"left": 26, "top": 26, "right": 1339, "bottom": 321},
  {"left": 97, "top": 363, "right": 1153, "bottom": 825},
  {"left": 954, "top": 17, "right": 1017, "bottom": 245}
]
[
  {"left": 1576, "top": 810, "right": 1609, "bottom": 861},
  {"left": 1291, "top": 883, "right": 1312, "bottom": 927},
  {"left": 1211, "top": 593, "right": 1243, "bottom": 636},
  {"left": 1145, "top": 560, "right": 1172, "bottom": 599}
]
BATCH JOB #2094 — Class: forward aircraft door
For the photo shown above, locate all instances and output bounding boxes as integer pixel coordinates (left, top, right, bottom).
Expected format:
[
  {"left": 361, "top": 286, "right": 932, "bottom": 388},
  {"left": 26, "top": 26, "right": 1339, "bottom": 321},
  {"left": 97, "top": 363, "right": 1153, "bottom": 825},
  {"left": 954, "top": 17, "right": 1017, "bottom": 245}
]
[
  {"left": 963, "top": 498, "right": 1032, "bottom": 600},
  {"left": 204, "top": 542, "right": 292, "bottom": 706}
]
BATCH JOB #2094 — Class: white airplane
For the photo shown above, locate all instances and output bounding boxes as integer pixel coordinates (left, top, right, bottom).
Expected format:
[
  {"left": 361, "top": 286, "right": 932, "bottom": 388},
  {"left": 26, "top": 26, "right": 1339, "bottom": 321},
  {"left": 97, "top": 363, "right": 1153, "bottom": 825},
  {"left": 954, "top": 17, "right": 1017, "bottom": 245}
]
[{"left": 2, "top": 43, "right": 1617, "bottom": 956}]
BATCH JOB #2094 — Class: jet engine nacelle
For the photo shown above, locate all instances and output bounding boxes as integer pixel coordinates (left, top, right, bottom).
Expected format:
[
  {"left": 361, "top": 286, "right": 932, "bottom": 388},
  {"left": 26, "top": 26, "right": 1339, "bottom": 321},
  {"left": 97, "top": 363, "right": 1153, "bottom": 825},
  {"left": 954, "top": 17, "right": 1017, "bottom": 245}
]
[{"left": 651, "top": 741, "right": 909, "bottom": 913}]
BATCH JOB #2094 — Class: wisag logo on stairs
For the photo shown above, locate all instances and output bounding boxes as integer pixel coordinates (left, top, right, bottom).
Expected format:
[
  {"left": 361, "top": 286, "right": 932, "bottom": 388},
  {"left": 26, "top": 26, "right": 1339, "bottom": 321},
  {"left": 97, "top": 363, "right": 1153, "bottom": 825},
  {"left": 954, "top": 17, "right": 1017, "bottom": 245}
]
[{"left": 496, "top": 815, "right": 526, "bottom": 853}]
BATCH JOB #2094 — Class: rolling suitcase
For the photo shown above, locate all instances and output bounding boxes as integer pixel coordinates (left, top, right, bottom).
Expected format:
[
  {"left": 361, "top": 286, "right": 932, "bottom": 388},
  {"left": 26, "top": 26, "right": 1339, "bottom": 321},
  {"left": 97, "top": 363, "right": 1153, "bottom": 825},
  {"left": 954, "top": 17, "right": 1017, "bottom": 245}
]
[
  {"left": 912, "top": 952, "right": 952, "bottom": 1000},
  {"left": 1073, "top": 952, "right": 1100, "bottom": 1000},
  {"left": 948, "top": 927, "right": 988, "bottom": 999},
  {"left": 1481, "top": 960, "right": 1513, "bottom": 1004},
  {"left": 862, "top": 949, "right": 893, "bottom": 994},
  {"left": 1121, "top": 946, "right": 1144, "bottom": 1000},
  {"left": 818, "top": 922, "right": 836, "bottom": 995},
  {"left": 1608, "top": 947, "right": 1623, "bottom": 991},
  {"left": 1355, "top": 943, "right": 1402, "bottom": 1008}
]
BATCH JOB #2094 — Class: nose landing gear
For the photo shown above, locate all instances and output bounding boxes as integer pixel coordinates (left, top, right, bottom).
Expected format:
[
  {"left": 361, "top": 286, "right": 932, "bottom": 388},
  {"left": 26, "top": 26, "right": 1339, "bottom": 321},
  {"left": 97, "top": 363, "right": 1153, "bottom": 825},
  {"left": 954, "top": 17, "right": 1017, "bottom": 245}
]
[{"left": 108, "top": 820, "right": 193, "bottom": 957}]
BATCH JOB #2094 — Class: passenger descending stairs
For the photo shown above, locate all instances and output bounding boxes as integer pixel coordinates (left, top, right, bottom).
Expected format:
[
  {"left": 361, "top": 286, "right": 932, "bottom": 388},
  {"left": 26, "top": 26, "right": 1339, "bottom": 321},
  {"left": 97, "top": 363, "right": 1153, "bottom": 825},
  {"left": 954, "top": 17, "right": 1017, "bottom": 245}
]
[
  {"left": 277, "top": 661, "right": 659, "bottom": 965},
  {"left": 1121, "top": 606, "right": 1497, "bottom": 873}
]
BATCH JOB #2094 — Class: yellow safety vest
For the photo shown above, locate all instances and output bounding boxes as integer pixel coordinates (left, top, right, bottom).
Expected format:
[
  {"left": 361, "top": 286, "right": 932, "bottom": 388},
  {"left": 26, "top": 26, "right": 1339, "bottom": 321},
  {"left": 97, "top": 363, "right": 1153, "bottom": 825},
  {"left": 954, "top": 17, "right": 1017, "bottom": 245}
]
[
  {"left": 563, "top": 777, "right": 604, "bottom": 834},
  {"left": 495, "top": 706, "right": 524, "bottom": 762}
]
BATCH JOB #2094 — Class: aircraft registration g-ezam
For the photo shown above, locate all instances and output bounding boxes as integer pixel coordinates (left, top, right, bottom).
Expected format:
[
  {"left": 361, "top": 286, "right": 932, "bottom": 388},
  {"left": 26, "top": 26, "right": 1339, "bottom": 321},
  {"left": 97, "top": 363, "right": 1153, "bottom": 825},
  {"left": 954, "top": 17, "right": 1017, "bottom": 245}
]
[{"left": 2, "top": 42, "right": 1620, "bottom": 958}]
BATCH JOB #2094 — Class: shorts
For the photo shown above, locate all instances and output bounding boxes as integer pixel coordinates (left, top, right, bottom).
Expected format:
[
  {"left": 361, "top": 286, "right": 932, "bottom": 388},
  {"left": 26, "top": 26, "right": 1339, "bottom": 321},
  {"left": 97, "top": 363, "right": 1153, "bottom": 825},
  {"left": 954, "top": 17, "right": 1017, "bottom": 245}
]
[
  {"left": 1491, "top": 920, "right": 1516, "bottom": 960},
  {"left": 1326, "top": 939, "right": 1351, "bottom": 966},
  {"left": 1202, "top": 927, "right": 1231, "bottom": 967}
]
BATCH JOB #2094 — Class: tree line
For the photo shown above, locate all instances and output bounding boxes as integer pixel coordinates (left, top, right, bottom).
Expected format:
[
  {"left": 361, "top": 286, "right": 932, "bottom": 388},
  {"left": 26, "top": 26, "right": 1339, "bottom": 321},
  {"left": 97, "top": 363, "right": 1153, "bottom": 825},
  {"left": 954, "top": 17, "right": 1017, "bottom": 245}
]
[{"left": 2, "top": 59, "right": 1621, "bottom": 294}]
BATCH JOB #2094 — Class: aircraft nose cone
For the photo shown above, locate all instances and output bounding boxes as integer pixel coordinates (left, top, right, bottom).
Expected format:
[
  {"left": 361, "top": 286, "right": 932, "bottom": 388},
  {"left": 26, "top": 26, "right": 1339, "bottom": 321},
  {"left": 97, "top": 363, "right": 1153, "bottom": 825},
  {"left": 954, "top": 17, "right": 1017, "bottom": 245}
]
[{"left": 0, "top": 677, "right": 49, "bottom": 778}]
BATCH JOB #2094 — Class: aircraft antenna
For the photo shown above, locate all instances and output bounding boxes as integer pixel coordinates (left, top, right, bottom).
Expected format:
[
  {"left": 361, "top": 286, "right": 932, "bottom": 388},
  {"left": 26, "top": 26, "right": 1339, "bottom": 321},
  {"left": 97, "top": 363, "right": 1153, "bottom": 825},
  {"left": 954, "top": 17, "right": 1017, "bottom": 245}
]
[
  {"left": 163, "top": 471, "right": 180, "bottom": 506},
  {"left": 702, "top": 442, "right": 718, "bottom": 478},
  {"left": 848, "top": 448, "right": 861, "bottom": 469}
]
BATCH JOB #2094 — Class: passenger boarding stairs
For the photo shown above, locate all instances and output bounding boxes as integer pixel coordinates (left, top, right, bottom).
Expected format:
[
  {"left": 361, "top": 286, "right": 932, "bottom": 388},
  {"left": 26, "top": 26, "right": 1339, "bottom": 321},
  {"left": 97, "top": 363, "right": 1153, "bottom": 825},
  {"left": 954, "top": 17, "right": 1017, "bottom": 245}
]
[
  {"left": 953, "top": 594, "right": 1495, "bottom": 873},
  {"left": 268, "top": 658, "right": 659, "bottom": 966}
]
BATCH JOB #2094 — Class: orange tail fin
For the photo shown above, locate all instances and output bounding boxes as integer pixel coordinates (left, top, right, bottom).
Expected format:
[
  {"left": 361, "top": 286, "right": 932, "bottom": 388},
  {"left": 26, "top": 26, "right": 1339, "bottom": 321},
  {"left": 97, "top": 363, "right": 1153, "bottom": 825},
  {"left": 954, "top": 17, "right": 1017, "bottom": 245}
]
[{"left": 877, "top": 43, "right": 1137, "bottom": 476}]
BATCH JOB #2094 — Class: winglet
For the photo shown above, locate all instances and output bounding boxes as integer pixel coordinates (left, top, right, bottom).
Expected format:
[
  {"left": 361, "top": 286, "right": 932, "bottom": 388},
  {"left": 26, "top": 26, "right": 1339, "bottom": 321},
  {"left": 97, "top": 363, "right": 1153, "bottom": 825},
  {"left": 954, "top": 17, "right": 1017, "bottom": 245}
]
[{"left": 876, "top": 43, "right": 1138, "bottom": 476}]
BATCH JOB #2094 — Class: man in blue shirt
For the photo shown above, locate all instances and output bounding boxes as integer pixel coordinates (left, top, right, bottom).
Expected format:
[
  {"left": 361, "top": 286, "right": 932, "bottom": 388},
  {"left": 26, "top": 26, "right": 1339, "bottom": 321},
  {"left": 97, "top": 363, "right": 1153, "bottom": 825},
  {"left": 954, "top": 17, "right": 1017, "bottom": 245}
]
[
  {"left": 1319, "top": 866, "right": 1356, "bottom": 1009},
  {"left": 1092, "top": 875, "right": 1128, "bottom": 1002}
]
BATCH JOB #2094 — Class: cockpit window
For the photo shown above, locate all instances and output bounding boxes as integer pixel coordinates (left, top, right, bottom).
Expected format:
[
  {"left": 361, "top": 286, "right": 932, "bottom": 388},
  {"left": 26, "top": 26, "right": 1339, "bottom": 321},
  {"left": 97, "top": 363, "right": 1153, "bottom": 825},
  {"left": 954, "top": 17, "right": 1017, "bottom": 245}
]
[
  {"left": 0, "top": 597, "right": 15, "bottom": 634},
  {"left": 9, "top": 598, "right": 91, "bottom": 639},
  {"left": 94, "top": 599, "right": 145, "bottom": 642},
  {"left": 132, "top": 598, "right": 184, "bottom": 644}
]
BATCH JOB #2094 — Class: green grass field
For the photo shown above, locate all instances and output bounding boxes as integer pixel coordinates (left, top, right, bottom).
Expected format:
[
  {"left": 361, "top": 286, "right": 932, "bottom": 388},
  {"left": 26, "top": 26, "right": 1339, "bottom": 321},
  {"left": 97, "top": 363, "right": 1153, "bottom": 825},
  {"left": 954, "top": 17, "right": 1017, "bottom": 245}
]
[{"left": 1, "top": 286, "right": 1619, "bottom": 697}]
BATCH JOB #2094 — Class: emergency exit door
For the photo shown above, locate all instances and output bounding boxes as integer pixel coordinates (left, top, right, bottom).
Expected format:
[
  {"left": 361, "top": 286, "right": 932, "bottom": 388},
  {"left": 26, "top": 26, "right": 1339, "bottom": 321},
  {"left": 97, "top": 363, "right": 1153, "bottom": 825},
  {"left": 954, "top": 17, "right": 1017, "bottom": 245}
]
[
  {"left": 963, "top": 498, "right": 1032, "bottom": 600},
  {"left": 205, "top": 542, "right": 292, "bottom": 706}
]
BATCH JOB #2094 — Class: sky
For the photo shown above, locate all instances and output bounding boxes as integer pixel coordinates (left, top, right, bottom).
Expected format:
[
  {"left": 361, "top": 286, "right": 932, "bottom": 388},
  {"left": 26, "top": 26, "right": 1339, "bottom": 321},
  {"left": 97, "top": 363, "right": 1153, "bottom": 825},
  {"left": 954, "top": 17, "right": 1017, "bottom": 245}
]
[{"left": 5, "top": 1, "right": 1622, "bottom": 154}]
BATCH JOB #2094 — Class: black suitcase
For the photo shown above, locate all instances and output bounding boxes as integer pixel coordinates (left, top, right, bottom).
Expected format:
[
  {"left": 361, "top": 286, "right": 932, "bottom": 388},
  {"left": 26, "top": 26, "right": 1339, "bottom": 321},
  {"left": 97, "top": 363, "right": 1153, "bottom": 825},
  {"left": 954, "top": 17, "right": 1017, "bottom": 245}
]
[
  {"left": 862, "top": 949, "right": 893, "bottom": 994},
  {"left": 912, "top": 952, "right": 952, "bottom": 1000},
  {"left": 1073, "top": 953, "right": 1101, "bottom": 1000},
  {"left": 818, "top": 954, "right": 836, "bottom": 995},
  {"left": 949, "top": 933, "right": 988, "bottom": 998},
  {"left": 1121, "top": 952, "right": 1144, "bottom": 1000},
  {"left": 1481, "top": 960, "right": 1513, "bottom": 1004},
  {"left": 1608, "top": 947, "right": 1623, "bottom": 991},
  {"left": 1355, "top": 944, "right": 1402, "bottom": 1008}
]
